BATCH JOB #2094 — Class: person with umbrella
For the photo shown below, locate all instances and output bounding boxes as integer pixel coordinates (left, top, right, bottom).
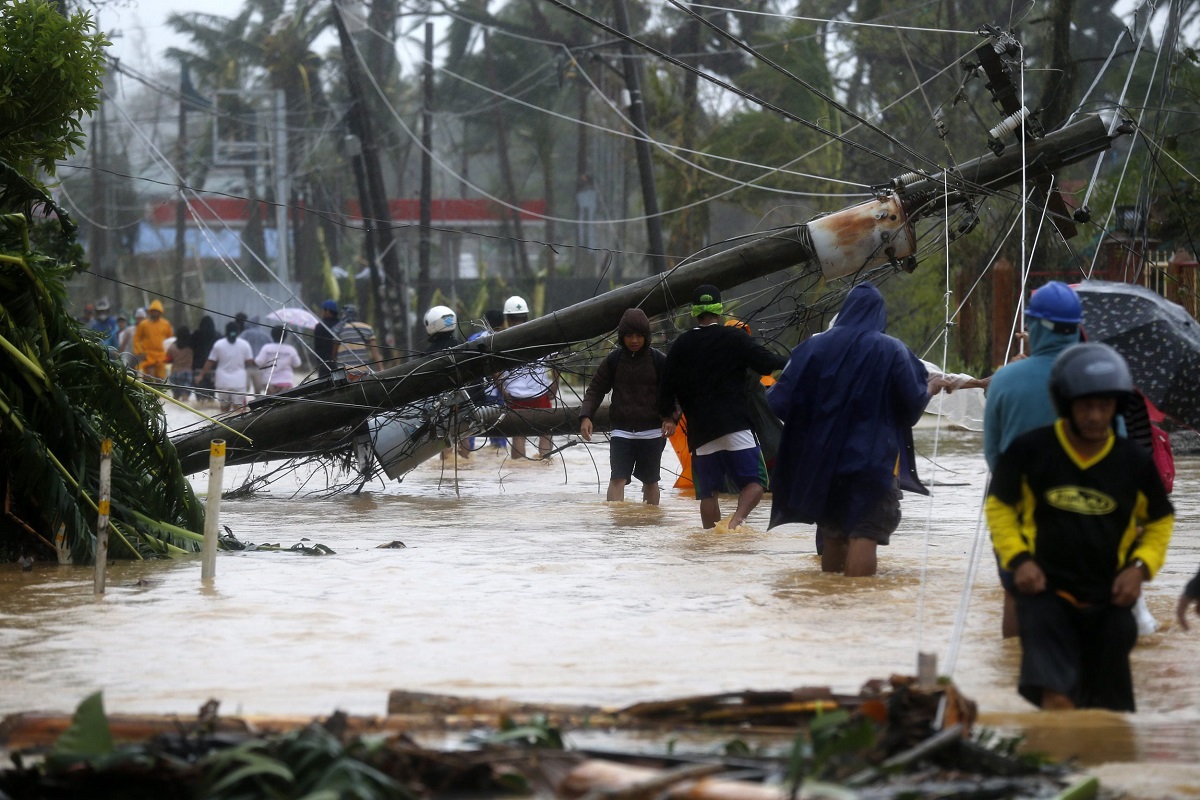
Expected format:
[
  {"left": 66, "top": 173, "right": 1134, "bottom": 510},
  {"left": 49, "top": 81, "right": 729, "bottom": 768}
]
[
  {"left": 1076, "top": 280, "right": 1200, "bottom": 432},
  {"left": 986, "top": 343, "right": 1173, "bottom": 711},
  {"left": 255, "top": 326, "right": 303, "bottom": 394}
]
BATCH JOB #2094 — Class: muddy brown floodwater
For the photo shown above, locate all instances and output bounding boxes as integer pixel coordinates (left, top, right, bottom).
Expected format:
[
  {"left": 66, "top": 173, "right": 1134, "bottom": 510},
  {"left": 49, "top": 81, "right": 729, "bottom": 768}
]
[{"left": 2, "top": 403, "right": 1199, "bottom": 797}]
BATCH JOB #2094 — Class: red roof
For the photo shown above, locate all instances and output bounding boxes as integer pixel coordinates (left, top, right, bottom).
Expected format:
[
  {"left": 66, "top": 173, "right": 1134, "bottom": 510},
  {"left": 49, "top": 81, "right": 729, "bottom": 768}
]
[
  {"left": 147, "top": 197, "right": 546, "bottom": 225},
  {"left": 147, "top": 198, "right": 269, "bottom": 225},
  {"left": 347, "top": 198, "right": 547, "bottom": 223}
]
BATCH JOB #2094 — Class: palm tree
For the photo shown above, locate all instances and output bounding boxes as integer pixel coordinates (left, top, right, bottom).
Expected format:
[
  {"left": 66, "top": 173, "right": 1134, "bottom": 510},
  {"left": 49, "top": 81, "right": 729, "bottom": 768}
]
[
  {"left": 166, "top": 1, "right": 339, "bottom": 301},
  {"left": 250, "top": 0, "right": 336, "bottom": 302}
]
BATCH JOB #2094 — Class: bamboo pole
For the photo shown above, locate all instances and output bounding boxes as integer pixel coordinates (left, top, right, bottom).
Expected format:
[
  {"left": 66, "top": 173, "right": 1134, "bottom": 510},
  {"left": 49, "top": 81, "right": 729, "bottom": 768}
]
[
  {"left": 94, "top": 439, "right": 112, "bottom": 594},
  {"left": 201, "top": 440, "right": 225, "bottom": 581}
]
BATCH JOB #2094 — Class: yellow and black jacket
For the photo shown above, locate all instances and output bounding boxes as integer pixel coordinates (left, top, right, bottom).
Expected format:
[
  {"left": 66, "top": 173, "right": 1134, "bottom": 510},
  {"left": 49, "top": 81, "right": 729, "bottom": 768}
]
[{"left": 986, "top": 419, "right": 1173, "bottom": 605}]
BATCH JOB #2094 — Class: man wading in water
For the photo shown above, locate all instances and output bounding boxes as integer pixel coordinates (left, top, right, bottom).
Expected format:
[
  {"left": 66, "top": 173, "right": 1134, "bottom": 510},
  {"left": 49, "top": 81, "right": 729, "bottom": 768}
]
[
  {"left": 987, "top": 343, "right": 1173, "bottom": 711},
  {"left": 766, "top": 283, "right": 951, "bottom": 577},
  {"left": 657, "top": 285, "right": 787, "bottom": 529},
  {"left": 579, "top": 308, "right": 680, "bottom": 505},
  {"left": 984, "top": 280, "right": 1083, "bottom": 637}
]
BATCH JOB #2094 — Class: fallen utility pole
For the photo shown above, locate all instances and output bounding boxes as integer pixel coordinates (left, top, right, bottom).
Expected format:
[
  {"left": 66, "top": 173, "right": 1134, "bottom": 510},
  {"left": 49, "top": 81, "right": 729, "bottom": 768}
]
[
  {"left": 174, "top": 227, "right": 808, "bottom": 473},
  {"left": 172, "top": 113, "right": 1128, "bottom": 474}
]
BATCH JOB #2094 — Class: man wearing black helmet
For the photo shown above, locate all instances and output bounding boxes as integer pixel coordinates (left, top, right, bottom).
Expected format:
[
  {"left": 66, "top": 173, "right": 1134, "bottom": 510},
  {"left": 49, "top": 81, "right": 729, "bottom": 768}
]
[
  {"left": 986, "top": 342, "right": 1173, "bottom": 711},
  {"left": 984, "top": 280, "right": 1083, "bottom": 637}
]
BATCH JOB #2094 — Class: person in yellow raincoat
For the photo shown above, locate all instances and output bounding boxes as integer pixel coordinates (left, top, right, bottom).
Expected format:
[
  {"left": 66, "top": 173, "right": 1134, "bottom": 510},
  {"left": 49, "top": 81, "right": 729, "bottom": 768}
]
[{"left": 133, "top": 299, "right": 174, "bottom": 380}]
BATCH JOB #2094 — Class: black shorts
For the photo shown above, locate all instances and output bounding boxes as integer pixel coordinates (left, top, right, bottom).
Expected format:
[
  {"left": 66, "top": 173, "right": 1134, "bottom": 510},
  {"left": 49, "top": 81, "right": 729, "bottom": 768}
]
[
  {"left": 610, "top": 436, "right": 666, "bottom": 485},
  {"left": 816, "top": 480, "right": 902, "bottom": 545},
  {"left": 1016, "top": 590, "right": 1137, "bottom": 711}
]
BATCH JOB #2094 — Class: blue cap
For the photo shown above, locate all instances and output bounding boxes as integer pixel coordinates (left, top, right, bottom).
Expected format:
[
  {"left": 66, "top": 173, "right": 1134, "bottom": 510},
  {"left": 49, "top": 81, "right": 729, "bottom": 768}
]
[
  {"left": 1026, "top": 281, "right": 1082, "bottom": 325},
  {"left": 321, "top": 299, "right": 339, "bottom": 312}
]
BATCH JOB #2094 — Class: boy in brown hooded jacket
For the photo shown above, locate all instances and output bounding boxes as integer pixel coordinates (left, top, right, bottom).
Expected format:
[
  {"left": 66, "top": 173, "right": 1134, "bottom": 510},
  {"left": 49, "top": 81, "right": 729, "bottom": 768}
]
[{"left": 579, "top": 308, "right": 679, "bottom": 504}]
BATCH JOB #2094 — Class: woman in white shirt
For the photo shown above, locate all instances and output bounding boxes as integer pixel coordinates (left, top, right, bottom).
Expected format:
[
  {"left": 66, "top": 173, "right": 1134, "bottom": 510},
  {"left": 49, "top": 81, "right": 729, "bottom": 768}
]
[{"left": 255, "top": 326, "right": 303, "bottom": 394}]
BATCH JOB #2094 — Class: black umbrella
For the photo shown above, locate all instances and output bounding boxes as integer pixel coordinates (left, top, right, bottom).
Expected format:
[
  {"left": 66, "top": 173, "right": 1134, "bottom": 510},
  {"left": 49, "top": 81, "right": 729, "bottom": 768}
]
[{"left": 1076, "top": 280, "right": 1200, "bottom": 428}]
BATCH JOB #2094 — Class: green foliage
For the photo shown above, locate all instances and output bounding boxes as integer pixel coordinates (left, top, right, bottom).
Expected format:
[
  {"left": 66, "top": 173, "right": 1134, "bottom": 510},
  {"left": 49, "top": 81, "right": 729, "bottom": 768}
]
[
  {"left": 0, "top": 0, "right": 109, "bottom": 177},
  {"left": 26, "top": 694, "right": 408, "bottom": 799},
  {"left": 723, "top": 738, "right": 752, "bottom": 757},
  {"left": 878, "top": 264, "right": 953, "bottom": 358},
  {"left": 786, "top": 708, "right": 878, "bottom": 790},
  {"left": 481, "top": 715, "right": 566, "bottom": 749},
  {"left": 47, "top": 691, "right": 114, "bottom": 769},
  {"left": 0, "top": 159, "right": 78, "bottom": 240},
  {"left": 0, "top": 215, "right": 205, "bottom": 563},
  {"left": 201, "top": 725, "right": 406, "bottom": 799}
]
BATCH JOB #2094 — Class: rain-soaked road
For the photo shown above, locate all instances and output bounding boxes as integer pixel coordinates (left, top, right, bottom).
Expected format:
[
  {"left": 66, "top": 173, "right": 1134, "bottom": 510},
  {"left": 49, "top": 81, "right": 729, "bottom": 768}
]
[{"left": 2, "top": 402, "right": 1199, "bottom": 796}]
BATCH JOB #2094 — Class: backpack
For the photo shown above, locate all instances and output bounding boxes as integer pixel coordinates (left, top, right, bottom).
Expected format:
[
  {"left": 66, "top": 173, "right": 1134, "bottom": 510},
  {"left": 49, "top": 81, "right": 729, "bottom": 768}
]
[
  {"left": 1151, "top": 423, "right": 1175, "bottom": 494},
  {"left": 1123, "top": 391, "right": 1175, "bottom": 494}
]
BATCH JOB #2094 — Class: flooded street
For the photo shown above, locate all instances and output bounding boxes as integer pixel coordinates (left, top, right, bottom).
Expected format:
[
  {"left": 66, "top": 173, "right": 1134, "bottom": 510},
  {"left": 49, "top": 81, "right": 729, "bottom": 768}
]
[{"left": 3, "top": 403, "right": 1200, "bottom": 794}]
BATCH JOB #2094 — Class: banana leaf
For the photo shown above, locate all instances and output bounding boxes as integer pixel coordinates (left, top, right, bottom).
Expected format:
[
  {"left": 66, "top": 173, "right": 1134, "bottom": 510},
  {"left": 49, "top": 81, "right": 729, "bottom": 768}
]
[{"left": 0, "top": 214, "right": 204, "bottom": 564}]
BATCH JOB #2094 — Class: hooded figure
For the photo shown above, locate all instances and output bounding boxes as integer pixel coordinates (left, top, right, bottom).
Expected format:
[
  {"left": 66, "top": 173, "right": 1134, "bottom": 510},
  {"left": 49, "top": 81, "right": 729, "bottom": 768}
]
[
  {"left": 982, "top": 281, "right": 1083, "bottom": 471},
  {"left": 767, "top": 283, "right": 932, "bottom": 536},
  {"left": 579, "top": 308, "right": 679, "bottom": 504},
  {"left": 133, "top": 299, "right": 174, "bottom": 379},
  {"left": 579, "top": 308, "right": 671, "bottom": 434}
]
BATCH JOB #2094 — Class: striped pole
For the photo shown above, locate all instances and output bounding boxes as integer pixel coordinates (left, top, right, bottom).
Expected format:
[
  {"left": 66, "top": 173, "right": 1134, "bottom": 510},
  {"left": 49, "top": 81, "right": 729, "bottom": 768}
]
[
  {"left": 93, "top": 438, "right": 113, "bottom": 595},
  {"left": 201, "top": 440, "right": 225, "bottom": 581}
]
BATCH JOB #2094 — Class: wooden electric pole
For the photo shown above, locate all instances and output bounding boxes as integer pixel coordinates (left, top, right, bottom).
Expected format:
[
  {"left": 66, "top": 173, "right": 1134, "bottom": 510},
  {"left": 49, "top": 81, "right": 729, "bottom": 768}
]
[
  {"left": 333, "top": 0, "right": 409, "bottom": 357},
  {"left": 417, "top": 21, "right": 435, "bottom": 330},
  {"left": 613, "top": 0, "right": 666, "bottom": 274}
]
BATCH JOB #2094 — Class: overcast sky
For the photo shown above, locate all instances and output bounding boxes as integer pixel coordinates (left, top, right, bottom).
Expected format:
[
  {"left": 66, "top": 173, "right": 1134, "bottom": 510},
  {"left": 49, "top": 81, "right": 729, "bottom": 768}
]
[{"left": 100, "top": 0, "right": 248, "bottom": 75}]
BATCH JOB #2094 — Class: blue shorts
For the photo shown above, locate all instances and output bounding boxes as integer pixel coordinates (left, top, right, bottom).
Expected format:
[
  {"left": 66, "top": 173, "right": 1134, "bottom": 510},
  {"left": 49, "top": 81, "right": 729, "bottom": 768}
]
[
  {"left": 692, "top": 447, "right": 768, "bottom": 499},
  {"left": 610, "top": 437, "right": 666, "bottom": 485}
]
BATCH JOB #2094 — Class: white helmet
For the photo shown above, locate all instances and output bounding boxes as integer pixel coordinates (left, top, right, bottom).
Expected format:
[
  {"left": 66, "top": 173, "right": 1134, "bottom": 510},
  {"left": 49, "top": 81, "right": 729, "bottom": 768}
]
[
  {"left": 503, "top": 295, "right": 529, "bottom": 315},
  {"left": 424, "top": 305, "right": 457, "bottom": 335}
]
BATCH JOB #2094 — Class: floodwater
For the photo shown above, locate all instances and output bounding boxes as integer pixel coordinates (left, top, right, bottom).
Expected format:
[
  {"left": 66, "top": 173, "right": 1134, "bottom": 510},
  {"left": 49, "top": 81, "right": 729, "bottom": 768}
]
[{"left": 3, "top": 403, "right": 1200, "bottom": 797}]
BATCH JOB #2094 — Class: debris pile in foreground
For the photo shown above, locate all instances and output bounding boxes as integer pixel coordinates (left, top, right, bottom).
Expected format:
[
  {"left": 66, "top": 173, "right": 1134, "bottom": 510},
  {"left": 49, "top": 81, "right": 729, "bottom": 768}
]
[{"left": 0, "top": 677, "right": 1096, "bottom": 799}]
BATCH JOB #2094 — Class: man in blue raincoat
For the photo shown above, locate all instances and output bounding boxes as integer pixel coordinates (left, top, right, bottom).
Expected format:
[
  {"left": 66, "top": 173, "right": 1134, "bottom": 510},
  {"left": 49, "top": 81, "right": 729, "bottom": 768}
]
[{"left": 767, "top": 283, "right": 949, "bottom": 576}]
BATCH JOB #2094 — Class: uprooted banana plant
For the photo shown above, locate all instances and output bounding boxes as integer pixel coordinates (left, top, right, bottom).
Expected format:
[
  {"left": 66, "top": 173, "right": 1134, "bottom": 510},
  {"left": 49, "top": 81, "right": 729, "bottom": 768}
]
[{"left": 0, "top": 214, "right": 204, "bottom": 564}]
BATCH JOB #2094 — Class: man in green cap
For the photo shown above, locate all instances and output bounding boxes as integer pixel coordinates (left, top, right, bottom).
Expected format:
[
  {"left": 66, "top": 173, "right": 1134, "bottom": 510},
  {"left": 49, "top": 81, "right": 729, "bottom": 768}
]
[{"left": 658, "top": 285, "right": 787, "bottom": 529}]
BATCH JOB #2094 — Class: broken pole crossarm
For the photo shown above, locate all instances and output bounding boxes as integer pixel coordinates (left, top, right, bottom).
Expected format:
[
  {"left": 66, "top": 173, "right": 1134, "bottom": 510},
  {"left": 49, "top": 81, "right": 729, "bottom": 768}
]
[
  {"left": 173, "top": 228, "right": 817, "bottom": 474},
  {"left": 893, "top": 112, "right": 1129, "bottom": 215}
]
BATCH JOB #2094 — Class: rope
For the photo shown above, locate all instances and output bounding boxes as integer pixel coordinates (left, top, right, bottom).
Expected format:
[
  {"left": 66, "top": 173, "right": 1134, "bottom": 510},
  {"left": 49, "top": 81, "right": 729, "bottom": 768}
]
[{"left": 914, "top": 171, "right": 954, "bottom": 663}]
